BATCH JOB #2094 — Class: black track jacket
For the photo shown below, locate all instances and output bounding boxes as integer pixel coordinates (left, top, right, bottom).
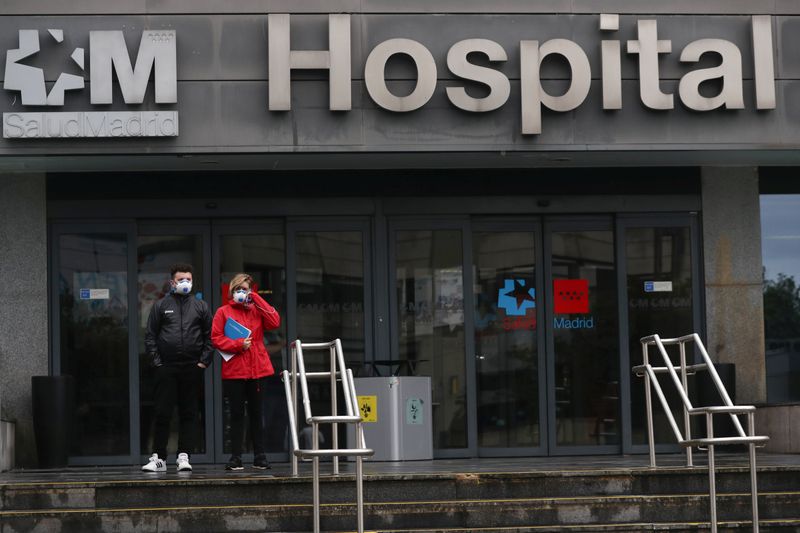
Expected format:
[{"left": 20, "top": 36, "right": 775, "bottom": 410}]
[{"left": 145, "top": 293, "right": 214, "bottom": 367}]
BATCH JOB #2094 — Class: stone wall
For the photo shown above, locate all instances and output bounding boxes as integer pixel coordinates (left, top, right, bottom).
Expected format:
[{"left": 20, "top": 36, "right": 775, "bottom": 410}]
[{"left": 0, "top": 174, "right": 48, "bottom": 467}]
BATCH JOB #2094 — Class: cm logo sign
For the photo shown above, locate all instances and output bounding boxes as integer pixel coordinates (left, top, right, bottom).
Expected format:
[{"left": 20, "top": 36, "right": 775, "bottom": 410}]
[{"left": 3, "top": 29, "right": 178, "bottom": 138}]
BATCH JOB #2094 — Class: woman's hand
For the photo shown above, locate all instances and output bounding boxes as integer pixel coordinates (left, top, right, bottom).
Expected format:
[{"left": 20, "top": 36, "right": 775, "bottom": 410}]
[{"left": 242, "top": 337, "right": 253, "bottom": 350}]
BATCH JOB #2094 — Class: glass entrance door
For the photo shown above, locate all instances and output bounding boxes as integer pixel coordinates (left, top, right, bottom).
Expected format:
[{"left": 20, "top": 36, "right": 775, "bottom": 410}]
[
  {"left": 545, "top": 219, "right": 621, "bottom": 453},
  {"left": 472, "top": 222, "right": 546, "bottom": 455},
  {"left": 52, "top": 224, "right": 136, "bottom": 464},
  {"left": 619, "top": 215, "right": 701, "bottom": 453},
  {"left": 212, "top": 222, "right": 287, "bottom": 464},
  {"left": 390, "top": 220, "right": 474, "bottom": 456},
  {"left": 137, "top": 223, "right": 213, "bottom": 464},
  {"left": 288, "top": 220, "right": 372, "bottom": 452},
  {"left": 469, "top": 218, "right": 624, "bottom": 456}
]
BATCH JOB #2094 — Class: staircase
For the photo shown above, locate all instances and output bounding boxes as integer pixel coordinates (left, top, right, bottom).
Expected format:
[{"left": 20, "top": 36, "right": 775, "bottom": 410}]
[{"left": 1, "top": 460, "right": 799, "bottom": 532}]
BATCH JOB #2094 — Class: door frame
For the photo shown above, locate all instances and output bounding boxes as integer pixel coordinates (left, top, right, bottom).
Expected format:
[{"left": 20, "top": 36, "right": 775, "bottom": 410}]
[
  {"left": 286, "top": 217, "right": 375, "bottom": 452},
  {"left": 617, "top": 213, "right": 704, "bottom": 455},
  {"left": 287, "top": 217, "right": 374, "bottom": 369},
  {"left": 544, "top": 216, "right": 621, "bottom": 456},
  {"left": 51, "top": 221, "right": 139, "bottom": 466},
  {"left": 471, "top": 218, "right": 548, "bottom": 457},
  {"left": 211, "top": 219, "right": 286, "bottom": 464},
  {"left": 387, "top": 217, "right": 477, "bottom": 458},
  {"left": 135, "top": 221, "right": 215, "bottom": 463}
]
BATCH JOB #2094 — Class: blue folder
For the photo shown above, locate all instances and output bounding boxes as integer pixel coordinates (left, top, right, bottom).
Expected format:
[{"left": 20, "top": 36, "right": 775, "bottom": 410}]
[
  {"left": 218, "top": 317, "right": 252, "bottom": 362},
  {"left": 224, "top": 317, "right": 251, "bottom": 340}
]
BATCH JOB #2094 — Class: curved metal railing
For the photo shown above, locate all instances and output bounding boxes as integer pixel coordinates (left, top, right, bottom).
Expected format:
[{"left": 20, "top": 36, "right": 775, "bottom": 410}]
[
  {"left": 633, "top": 333, "right": 768, "bottom": 533},
  {"left": 282, "top": 339, "right": 374, "bottom": 533}
]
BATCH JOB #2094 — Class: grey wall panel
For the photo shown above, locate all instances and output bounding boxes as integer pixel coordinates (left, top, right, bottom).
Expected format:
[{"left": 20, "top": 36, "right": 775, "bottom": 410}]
[
  {"left": 0, "top": 14, "right": 781, "bottom": 82},
  {"left": 0, "top": 11, "right": 796, "bottom": 156},
  {"left": 2, "top": 79, "right": 797, "bottom": 154},
  {"left": 3, "top": 0, "right": 798, "bottom": 16},
  {"left": 361, "top": 14, "right": 761, "bottom": 81},
  {"left": 777, "top": 16, "right": 800, "bottom": 79},
  {"left": 581, "top": 80, "right": 791, "bottom": 146},
  {"left": 0, "top": 15, "right": 364, "bottom": 82}
]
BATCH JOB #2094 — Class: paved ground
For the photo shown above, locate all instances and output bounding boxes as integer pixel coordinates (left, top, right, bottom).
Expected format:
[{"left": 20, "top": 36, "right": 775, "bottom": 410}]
[{"left": 1, "top": 453, "right": 798, "bottom": 485}]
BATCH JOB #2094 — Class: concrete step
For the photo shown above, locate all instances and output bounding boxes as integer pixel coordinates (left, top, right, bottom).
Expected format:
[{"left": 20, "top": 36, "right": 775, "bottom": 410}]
[
  {"left": 0, "top": 491, "right": 799, "bottom": 532},
  {"left": 378, "top": 521, "right": 800, "bottom": 532},
  {"left": 377, "top": 521, "right": 800, "bottom": 532},
  {"left": 2, "top": 467, "right": 798, "bottom": 511}
]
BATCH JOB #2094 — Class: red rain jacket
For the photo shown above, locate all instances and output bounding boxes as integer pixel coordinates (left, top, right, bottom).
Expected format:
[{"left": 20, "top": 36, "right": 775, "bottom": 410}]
[{"left": 212, "top": 291, "right": 281, "bottom": 380}]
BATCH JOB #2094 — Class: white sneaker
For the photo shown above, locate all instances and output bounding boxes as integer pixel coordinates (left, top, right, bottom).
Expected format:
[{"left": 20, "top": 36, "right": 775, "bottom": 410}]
[
  {"left": 141, "top": 453, "right": 166, "bottom": 472},
  {"left": 176, "top": 452, "right": 192, "bottom": 471}
]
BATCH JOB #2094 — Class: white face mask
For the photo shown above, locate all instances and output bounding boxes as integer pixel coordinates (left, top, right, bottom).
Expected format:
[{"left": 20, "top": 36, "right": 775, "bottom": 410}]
[
  {"left": 174, "top": 279, "right": 193, "bottom": 295},
  {"left": 233, "top": 289, "right": 250, "bottom": 304}
]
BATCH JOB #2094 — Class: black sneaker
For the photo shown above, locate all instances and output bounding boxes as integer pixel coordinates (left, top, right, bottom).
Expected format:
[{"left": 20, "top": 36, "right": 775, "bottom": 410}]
[
  {"left": 225, "top": 455, "right": 244, "bottom": 471},
  {"left": 253, "top": 454, "right": 271, "bottom": 470}
]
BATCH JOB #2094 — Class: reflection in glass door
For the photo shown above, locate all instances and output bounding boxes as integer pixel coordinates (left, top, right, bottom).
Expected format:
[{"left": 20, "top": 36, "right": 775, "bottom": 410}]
[
  {"left": 213, "top": 226, "right": 287, "bottom": 463},
  {"left": 137, "top": 228, "right": 211, "bottom": 462},
  {"left": 547, "top": 224, "right": 620, "bottom": 452},
  {"left": 473, "top": 227, "right": 545, "bottom": 453},
  {"left": 55, "top": 230, "right": 132, "bottom": 459},
  {"left": 622, "top": 219, "right": 698, "bottom": 452},
  {"left": 392, "top": 226, "right": 469, "bottom": 453},
  {"left": 290, "top": 222, "right": 370, "bottom": 450}
]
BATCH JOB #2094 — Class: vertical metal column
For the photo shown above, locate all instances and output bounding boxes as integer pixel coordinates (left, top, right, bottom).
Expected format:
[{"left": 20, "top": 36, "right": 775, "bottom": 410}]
[
  {"left": 356, "top": 424, "right": 365, "bottom": 533},
  {"left": 679, "top": 342, "right": 693, "bottom": 467},
  {"left": 291, "top": 343, "right": 299, "bottom": 477},
  {"left": 748, "top": 412, "right": 760, "bottom": 533},
  {"left": 312, "top": 424, "right": 320, "bottom": 533},
  {"left": 348, "top": 368, "right": 366, "bottom": 533},
  {"left": 283, "top": 341, "right": 373, "bottom": 533},
  {"left": 706, "top": 412, "right": 717, "bottom": 533},
  {"left": 643, "top": 342, "right": 656, "bottom": 468},
  {"left": 330, "top": 345, "right": 339, "bottom": 475}
]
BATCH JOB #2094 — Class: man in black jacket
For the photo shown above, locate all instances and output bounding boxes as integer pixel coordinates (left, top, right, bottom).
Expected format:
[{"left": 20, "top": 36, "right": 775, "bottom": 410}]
[{"left": 142, "top": 263, "right": 213, "bottom": 472}]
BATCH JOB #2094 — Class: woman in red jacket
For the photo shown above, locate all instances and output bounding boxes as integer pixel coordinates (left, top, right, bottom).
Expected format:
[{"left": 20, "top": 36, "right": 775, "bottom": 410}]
[{"left": 212, "top": 273, "right": 281, "bottom": 470}]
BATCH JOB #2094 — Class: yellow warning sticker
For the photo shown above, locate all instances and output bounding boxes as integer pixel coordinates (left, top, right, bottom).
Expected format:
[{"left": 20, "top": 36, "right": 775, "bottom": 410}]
[{"left": 357, "top": 395, "right": 377, "bottom": 423}]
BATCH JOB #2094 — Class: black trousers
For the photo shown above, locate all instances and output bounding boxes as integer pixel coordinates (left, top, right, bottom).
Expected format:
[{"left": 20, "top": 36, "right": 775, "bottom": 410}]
[
  {"left": 225, "top": 377, "right": 267, "bottom": 457},
  {"left": 152, "top": 364, "right": 204, "bottom": 459}
]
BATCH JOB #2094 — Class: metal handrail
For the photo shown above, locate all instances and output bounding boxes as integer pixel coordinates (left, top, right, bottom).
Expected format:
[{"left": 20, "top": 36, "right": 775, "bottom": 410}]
[
  {"left": 282, "top": 339, "right": 374, "bottom": 533},
  {"left": 635, "top": 333, "right": 768, "bottom": 533}
]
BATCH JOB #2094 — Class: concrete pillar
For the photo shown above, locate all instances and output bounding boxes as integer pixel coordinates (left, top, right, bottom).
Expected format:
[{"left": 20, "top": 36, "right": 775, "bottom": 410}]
[
  {"left": 701, "top": 167, "right": 766, "bottom": 404},
  {"left": 0, "top": 173, "right": 48, "bottom": 467}
]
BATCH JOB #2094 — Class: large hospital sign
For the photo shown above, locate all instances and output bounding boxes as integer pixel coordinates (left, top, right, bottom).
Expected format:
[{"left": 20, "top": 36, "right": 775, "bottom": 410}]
[{"left": 2, "top": 14, "right": 778, "bottom": 139}]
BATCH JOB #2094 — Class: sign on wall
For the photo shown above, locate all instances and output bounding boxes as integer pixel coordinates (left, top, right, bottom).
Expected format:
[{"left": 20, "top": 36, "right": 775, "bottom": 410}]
[
  {"left": 0, "top": 14, "right": 780, "bottom": 140},
  {"left": 3, "top": 29, "right": 178, "bottom": 138}
]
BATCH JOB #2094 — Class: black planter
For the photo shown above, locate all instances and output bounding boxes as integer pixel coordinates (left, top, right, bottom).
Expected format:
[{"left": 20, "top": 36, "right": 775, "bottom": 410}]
[{"left": 32, "top": 375, "right": 75, "bottom": 469}]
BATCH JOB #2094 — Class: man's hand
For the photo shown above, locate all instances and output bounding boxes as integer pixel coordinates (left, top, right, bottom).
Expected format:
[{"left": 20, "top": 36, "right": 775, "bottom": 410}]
[
  {"left": 243, "top": 337, "right": 253, "bottom": 350},
  {"left": 197, "top": 362, "right": 207, "bottom": 369}
]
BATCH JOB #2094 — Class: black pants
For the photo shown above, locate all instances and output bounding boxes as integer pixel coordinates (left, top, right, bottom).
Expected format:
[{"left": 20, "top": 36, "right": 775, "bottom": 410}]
[
  {"left": 225, "top": 377, "right": 267, "bottom": 457},
  {"left": 153, "top": 364, "right": 203, "bottom": 459}
]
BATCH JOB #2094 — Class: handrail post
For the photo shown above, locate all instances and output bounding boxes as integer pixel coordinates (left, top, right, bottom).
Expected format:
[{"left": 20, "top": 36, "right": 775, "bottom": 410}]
[
  {"left": 336, "top": 339, "right": 355, "bottom": 417},
  {"left": 637, "top": 333, "right": 768, "bottom": 533},
  {"left": 706, "top": 412, "right": 717, "bottom": 533},
  {"left": 291, "top": 343, "right": 299, "bottom": 477},
  {"left": 330, "top": 345, "right": 339, "bottom": 476},
  {"left": 284, "top": 339, "right": 372, "bottom": 533},
  {"left": 679, "top": 340, "right": 693, "bottom": 467},
  {"left": 748, "top": 411, "right": 760, "bottom": 533},
  {"left": 643, "top": 342, "right": 656, "bottom": 468},
  {"left": 312, "top": 421, "right": 320, "bottom": 533},
  {"left": 356, "top": 422, "right": 365, "bottom": 533}
]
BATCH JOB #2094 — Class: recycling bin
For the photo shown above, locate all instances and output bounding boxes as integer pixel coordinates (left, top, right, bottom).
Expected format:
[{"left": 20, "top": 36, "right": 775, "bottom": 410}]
[{"left": 347, "top": 376, "right": 433, "bottom": 461}]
